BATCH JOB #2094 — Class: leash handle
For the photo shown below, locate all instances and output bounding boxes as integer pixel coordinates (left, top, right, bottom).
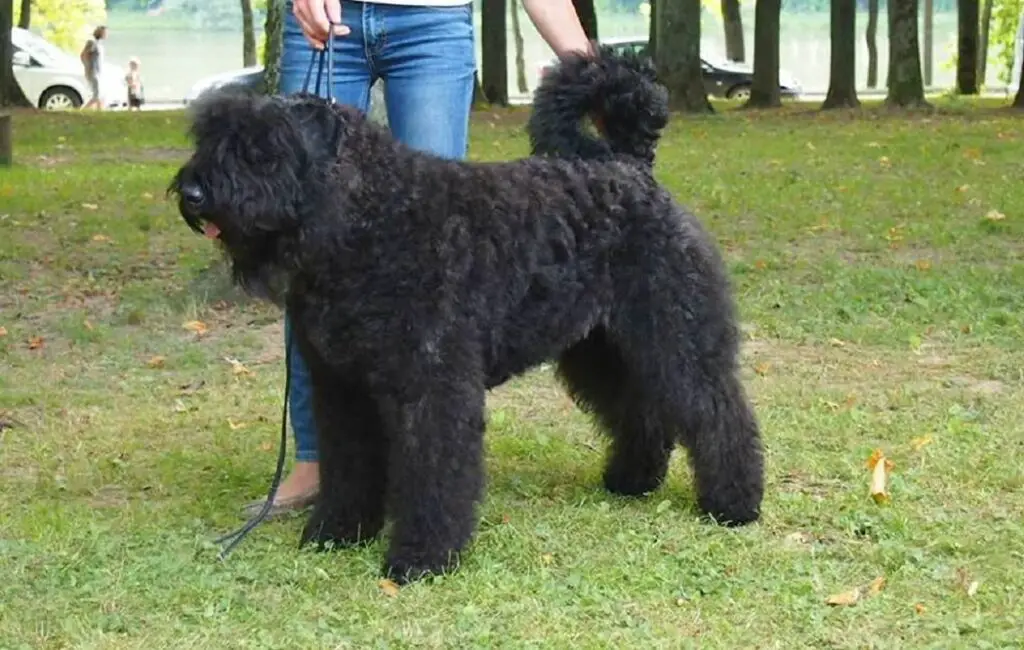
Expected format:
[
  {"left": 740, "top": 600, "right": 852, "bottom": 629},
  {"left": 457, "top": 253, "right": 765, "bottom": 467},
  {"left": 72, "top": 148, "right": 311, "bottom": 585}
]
[{"left": 299, "top": 23, "right": 340, "bottom": 103}]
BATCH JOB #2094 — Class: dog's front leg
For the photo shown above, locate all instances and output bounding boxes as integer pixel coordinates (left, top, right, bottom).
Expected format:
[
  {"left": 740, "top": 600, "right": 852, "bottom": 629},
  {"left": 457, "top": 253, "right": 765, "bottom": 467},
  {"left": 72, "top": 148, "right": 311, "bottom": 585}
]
[
  {"left": 297, "top": 350, "right": 389, "bottom": 551},
  {"left": 379, "top": 363, "right": 487, "bottom": 585}
]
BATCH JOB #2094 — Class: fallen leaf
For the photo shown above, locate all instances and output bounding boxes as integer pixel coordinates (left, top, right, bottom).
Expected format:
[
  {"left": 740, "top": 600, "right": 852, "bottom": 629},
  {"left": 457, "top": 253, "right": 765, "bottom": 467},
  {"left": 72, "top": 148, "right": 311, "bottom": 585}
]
[
  {"left": 955, "top": 568, "right": 980, "bottom": 597},
  {"left": 963, "top": 147, "right": 982, "bottom": 160},
  {"left": 378, "top": 579, "right": 401, "bottom": 597},
  {"left": 228, "top": 418, "right": 247, "bottom": 431},
  {"left": 91, "top": 234, "right": 110, "bottom": 242},
  {"left": 83, "top": 320, "right": 94, "bottom": 331},
  {"left": 501, "top": 513, "right": 511, "bottom": 525},
  {"left": 541, "top": 553, "right": 554, "bottom": 565},
  {"left": 0, "top": 326, "right": 7, "bottom": 337},
  {"left": 984, "top": 209, "right": 1006, "bottom": 221},
  {"left": 81, "top": 203, "right": 99, "bottom": 211},
  {"left": 956, "top": 184, "right": 970, "bottom": 193},
  {"left": 754, "top": 362, "right": 771, "bottom": 376},
  {"left": 806, "top": 141, "right": 817, "bottom": 151},
  {"left": 915, "top": 603, "right": 927, "bottom": 615},
  {"left": 960, "top": 324, "right": 972, "bottom": 334},
  {"left": 754, "top": 259, "right": 767, "bottom": 270},
  {"left": 866, "top": 141, "right": 882, "bottom": 148},
  {"left": 829, "top": 338, "right": 846, "bottom": 348},
  {"left": 878, "top": 156, "right": 892, "bottom": 168},
  {"left": 224, "top": 357, "right": 252, "bottom": 376},
  {"left": 826, "top": 576, "right": 886, "bottom": 606},
  {"left": 178, "top": 379, "right": 205, "bottom": 395},
  {"left": 914, "top": 259, "right": 932, "bottom": 271},
  {"left": 147, "top": 355, "right": 166, "bottom": 368},
  {"left": 910, "top": 435, "right": 933, "bottom": 451},
  {"left": 182, "top": 320, "right": 209, "bottom": 336},
  {"left": 27, "top": 336, "right": 44, "bottom": 350},
  {"left": 866, "top": 449, "right": 895, "bottom": 505},
  {"left": 142, "top": 192, "right": 154, "bottom": 199},
  {"left": 258, "top": 440, "right": 273, "bottom": 451}
]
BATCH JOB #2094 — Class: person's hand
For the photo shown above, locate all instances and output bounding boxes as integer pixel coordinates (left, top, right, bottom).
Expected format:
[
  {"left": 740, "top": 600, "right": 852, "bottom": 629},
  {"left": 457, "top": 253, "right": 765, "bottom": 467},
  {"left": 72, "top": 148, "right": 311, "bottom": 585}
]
[{"left": 293, "top": 0, "right": 351, "bottom": 50}]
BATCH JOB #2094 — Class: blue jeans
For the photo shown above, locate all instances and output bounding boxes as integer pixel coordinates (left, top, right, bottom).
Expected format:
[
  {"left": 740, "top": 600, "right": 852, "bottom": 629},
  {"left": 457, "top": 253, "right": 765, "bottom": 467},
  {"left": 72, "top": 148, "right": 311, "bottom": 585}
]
[{"left": 280, "top": 0, "right": 476, "bottom": 462}]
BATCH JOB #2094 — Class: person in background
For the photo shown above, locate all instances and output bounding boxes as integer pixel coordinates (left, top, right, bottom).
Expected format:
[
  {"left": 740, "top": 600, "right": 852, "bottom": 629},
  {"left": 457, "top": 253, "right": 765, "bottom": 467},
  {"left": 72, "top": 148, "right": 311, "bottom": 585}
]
[
  {"left": 79, "top": 25, "right": 107, "bottom": 111},
  {"left": 242, "top": 0, "right": 594, "bottom": 517},
  {"left": 125, "top": 57, "right": 145, "bottom": 111}
]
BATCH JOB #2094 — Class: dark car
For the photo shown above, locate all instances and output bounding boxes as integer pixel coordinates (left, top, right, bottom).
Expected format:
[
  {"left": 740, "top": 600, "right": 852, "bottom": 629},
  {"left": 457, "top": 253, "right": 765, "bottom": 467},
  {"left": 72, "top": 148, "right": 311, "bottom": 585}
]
[{"left": 541, "top": 36, "right": 802, "bottom": 101}]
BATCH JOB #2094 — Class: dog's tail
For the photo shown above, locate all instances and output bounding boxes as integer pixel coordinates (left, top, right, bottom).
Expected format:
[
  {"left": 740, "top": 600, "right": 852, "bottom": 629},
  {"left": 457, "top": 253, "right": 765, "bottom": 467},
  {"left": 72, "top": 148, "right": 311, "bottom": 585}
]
[{"left": 527, "top": 45, "right": 669, "bottom": 166}]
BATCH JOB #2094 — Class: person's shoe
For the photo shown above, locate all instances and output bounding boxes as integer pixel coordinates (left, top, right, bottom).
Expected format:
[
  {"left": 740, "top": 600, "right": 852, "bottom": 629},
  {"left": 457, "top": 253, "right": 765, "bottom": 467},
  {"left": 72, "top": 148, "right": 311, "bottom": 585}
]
[{"left": 241, "top": 487, "right": 318, "bottom": 519}]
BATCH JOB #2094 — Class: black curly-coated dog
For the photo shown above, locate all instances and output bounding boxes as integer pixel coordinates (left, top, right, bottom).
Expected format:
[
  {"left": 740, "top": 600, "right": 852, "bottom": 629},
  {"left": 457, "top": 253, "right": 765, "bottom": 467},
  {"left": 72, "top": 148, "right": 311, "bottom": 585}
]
[{"left": 170, "top": 47, "right": 764, "bottom": 584}]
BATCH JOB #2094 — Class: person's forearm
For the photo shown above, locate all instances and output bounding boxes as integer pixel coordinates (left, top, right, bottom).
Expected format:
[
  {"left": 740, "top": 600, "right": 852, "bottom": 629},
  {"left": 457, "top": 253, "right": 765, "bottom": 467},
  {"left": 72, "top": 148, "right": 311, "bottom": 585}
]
[{"left": 521, "top": 0, "right": 593, "bottom": 57}]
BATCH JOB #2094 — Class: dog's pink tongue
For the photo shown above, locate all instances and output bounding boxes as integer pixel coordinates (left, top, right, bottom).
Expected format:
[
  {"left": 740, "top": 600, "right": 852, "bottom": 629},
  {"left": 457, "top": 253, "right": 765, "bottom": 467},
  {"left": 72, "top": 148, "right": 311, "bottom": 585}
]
[{"left": 203, "top": 223, "right": 221, "bottom": 239}]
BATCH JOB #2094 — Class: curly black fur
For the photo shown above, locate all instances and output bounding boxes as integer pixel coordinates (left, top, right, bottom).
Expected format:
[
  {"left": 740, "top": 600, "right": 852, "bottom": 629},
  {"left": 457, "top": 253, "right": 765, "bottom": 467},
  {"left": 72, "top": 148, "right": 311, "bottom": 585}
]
[{"left": 170, "top": 49, "right": 764, "bottom": 584}]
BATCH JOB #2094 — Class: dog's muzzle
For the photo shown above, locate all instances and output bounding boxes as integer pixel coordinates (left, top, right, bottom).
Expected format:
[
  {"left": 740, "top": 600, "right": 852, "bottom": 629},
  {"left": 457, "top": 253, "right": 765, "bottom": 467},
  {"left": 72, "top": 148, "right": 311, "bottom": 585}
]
[{"left": 174, "top": 178, "right": 222, "bottom": 240}]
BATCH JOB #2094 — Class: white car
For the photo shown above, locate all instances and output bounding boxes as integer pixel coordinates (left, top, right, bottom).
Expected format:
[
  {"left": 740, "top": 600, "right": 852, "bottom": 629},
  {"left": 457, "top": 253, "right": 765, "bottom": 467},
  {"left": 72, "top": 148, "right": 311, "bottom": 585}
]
[{"left": 10, "top": 27, "right": 127, "bottom": 110}]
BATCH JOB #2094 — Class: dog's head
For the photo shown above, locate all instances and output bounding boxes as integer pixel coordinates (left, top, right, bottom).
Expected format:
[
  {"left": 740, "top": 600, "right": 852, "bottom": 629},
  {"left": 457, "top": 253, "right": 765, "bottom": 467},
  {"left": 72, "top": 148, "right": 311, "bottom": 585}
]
[{"left": 169, "top": 88, "right": 360, "bottom": 297}]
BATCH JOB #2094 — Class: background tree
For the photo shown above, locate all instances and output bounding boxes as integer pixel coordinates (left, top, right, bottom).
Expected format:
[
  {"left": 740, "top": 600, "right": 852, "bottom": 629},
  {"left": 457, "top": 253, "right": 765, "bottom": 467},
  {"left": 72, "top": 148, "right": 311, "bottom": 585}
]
[
  {"left": 510, "top": 0, "right": 529, "bottom": 94},
  {"left": 647, "top": 0, "right": 657, "bottom": 58},
  {"left": 573, "top": 0, "right": 598, "bottom": 40},
  {"left": 746, "top": 0, "right": 782, "bottom": 108},
  {"left": 822, "top": 0, "right": 859, "bottom": 108},
  {"left": 1015, "top": 55, "right": 1024, "bottom": 107},
  {"left": 261, "top": 0, "right": 283, "bottom": 94},
  {"left": 722, "top": 0, "right": 745, "bottom": 61},
  {"left": 2, "top": 0, "right": 13, "bottom": 166},
  {"left": 14, "top": 0, "right": 104, "bottom": 50},
  {"left": 978, "top": 0, "right": 993, "bottom": 85},
  {"left": 17, "top": 0, "right": 28, "bottom": 28},
  {"left": 885, "top": 0, "right": 928, "bottom": 107},
  {"left": 990, "top": 0, "right": 1023, "bottom": 86},
  {"left": 654, "top": 0, "right": 712, "bottom": 112},
  {"left": 923, "top": 0, "right": 933, "bottom": 84},
  {"left": 481, "top": 0, "right": 508, "bottom": 105},
  {"left": 241, "top": 0, "right": 256, "bottom": 67},
  {"left": 866, "top": 0, "right": 879, "bottom": 87},
  {"left": 956, "top": 0, "right": 979, "bottom": 93}
]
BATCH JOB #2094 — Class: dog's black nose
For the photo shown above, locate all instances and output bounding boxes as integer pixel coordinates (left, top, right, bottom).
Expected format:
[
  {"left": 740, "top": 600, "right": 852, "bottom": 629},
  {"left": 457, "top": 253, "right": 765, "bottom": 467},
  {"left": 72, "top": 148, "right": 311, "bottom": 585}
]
[{"left": 179, "top": 182, "right": 205, "bottom": 207}]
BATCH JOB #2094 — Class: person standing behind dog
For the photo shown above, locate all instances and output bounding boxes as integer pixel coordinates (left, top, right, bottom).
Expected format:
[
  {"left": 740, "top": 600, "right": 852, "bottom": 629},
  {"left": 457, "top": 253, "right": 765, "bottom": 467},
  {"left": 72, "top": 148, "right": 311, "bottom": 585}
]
[
  {"left": 79, "top": 25, "right": 107, "bottom": 111},
  {"left": 242, "top": 0, "right": 594, "bottom": 517}
]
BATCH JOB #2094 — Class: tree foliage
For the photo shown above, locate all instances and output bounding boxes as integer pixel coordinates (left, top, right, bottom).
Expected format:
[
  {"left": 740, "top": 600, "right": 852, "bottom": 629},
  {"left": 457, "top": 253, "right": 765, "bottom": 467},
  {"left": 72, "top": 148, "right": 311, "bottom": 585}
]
[
  {"left": 14, "top": 0, "right": 105, "bottom": 52},
  {"left": 990, "top": 0, "right": 1023, "bottom": 84}
]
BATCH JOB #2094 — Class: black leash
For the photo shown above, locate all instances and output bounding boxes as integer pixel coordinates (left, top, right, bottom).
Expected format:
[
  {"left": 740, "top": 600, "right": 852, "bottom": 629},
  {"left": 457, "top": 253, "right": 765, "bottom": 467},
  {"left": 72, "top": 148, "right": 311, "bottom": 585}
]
[{"left": 214, "top": 24, "right": 339, "bottom": 560}]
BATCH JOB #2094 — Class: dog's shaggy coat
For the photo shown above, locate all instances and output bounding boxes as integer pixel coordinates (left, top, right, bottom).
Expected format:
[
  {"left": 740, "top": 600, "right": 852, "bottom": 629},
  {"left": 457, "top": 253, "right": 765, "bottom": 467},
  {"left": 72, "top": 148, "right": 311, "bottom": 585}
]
[{"left": 171, "top": 48, "right": 764, "bottom": 583}]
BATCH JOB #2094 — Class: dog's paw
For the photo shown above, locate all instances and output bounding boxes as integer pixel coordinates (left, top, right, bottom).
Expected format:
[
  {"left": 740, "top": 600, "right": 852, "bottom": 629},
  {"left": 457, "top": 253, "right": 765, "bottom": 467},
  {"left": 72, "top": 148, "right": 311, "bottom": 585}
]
[
  {"left": 383, "top": 549, "right": 461, "bottom": 585},
  {"left": 603, "top": 467, "right": 664, "bottom": 497},
  {"left": 697, "top": 485, "right": 762, "bottom": 527},
  {"left": 299, "top": 508, "right": 381, "bottom": 551}
]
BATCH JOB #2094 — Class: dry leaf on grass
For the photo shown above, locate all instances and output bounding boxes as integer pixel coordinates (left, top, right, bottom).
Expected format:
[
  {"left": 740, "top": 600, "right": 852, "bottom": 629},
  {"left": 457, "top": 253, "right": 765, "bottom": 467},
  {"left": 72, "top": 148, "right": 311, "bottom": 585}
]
[
  {"left": 228, "top": 418, "right": 247, "bottom": 431},
  {"left": 147, "top": 355, "right": 166, "bottom": 368},
  {"left": 224, "top": 357, "right": 252, "bottom": 376},
  {"left": 914, "top": 603, "right": 926, "bottom": 615},
  {"left": 378, "top": 579, "right": 401, "bottom": 597},
  {"left": 27, "top": 336, "right": 45, "bottom": 350},
  {"left": 0, "top": 326, "right": 7, "bottom": 337},
  {"left": 984, "top": 209, "right": 1006, "bottom": 222},
  {"left": 753, "top": 362, "right": 771, "bottom": 377},
  {"left": 182, "top": 320, "right": 209, "bottom": 336},
  {"left": 826, "top": 576, "right": 886, "bottom": 606},
  {"left": 81, "top": 203, "right": 99, "bottom": 211},
  {"left": 866, "top": 449, "right": 895, "bottom": 505},
  {"left": 955, "top": 568, "right": 980, "bottom": 597},
  {"left": 910, "top": 436, "right": 933, "bottom": 451},
  {"left": 91, "top": 234, "right": 110, "bottom": 242}
]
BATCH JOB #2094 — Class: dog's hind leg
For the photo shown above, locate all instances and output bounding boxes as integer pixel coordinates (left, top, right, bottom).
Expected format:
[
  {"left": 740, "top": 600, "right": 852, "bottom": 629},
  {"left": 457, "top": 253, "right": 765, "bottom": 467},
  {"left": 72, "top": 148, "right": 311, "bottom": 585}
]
[
  {"left": 557, "top": 327, "right": 675, "bottom": 497},
  {"left": 608, "top": 264, "right": 764, "bottom": 526},
  {"left": 377, "top": 346, "right": 487, "bottom": 584},
  {"left": 298, "top": 350, "right": 389, "bottom": 550}
]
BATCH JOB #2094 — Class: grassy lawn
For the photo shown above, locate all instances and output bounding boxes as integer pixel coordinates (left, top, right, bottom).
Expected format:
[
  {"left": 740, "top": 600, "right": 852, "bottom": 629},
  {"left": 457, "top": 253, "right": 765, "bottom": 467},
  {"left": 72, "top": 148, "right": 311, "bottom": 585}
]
[{"left": 1, "top": 100, "right": 1023, "bottom": 649}]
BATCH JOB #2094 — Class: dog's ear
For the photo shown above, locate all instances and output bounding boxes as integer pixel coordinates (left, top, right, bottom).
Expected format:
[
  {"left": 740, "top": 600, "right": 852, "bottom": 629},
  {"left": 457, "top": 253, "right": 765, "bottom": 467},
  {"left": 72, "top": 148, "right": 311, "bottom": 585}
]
[{"left": 283, "top": 95, "right": 362, "bottom": 161}]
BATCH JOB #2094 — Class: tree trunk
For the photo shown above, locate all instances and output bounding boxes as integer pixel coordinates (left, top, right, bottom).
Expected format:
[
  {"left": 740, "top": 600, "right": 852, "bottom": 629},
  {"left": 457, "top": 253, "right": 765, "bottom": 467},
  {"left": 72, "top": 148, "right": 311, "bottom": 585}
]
[
  {"left": 885, "top": 0, "right": 928, "bottom": 107},
  {"left": 978, "top": 0, "right": 992, "bottom": 86},
  {"left": 866, "top": 0, "right": 879, "bottom": 87},
  {"left": 510, "top": 0, "right": 529, "bottom": 93},
  {"left": 1, "top": 0, "right": 13, "bottom": 165},
  {"left": 655, "top": 0, "right": 712, "bottom": 112},
  {"left": 956, "top": 0, "right": 979, "bottom": 93},
  {"left": 746, "top": 0, "right": 782, "bottom": 108},
  {"left": 923, "top": 0, "right": 933, "bottom": 85},
  {"left": 262, "top": 0, "right": 284, "bottom": 94},
  {"left": 722, "top": 0, "right": 745, "bottom": 62},
  {"left": 572, "top": 0, "right": 598, "bottom": 41},
  {"left": 822, "top": 0, "right": 859, "bottom": 108},
  {"left": 240, "top": 0, "right": 257, "bottom": 67},
  {"left": 648, "top": 0, "right": 657, "bottom": 59},
  {"left": 481, "top": 0, "right": 508, "bottom": 105},
  {"left": 17, "top": 0, "right": 29, "bottom": 28},
  {"left": 1014, "top": 54, "right": 1024, "bottom": 108}
]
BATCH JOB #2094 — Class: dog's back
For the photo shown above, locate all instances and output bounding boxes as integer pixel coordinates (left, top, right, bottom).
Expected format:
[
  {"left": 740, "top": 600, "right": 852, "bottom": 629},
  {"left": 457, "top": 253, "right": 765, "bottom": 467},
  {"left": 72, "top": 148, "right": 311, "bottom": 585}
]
[{"left": 527, "top": 46, "right": 669, "bottom": 167}]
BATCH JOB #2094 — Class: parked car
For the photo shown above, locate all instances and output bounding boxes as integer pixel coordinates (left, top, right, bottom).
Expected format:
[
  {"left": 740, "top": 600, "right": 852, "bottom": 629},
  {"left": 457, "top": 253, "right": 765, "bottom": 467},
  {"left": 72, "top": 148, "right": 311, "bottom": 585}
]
[
  {"left": 10, "top": 27, "right": 128, "bottom": 110},
  {"left": 183, "top": 66, "right": 388, "bottom": 123},
  {"left": 541, "top": 36, "right": 803, "bottom": 101}
]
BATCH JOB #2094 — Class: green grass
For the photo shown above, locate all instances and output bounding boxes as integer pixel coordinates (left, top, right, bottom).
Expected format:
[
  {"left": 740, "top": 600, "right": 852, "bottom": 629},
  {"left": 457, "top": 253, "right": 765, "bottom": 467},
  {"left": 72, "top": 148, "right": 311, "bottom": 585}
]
[{"left": 2, "top": 99, "right": 1023, "bottom": 649}]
